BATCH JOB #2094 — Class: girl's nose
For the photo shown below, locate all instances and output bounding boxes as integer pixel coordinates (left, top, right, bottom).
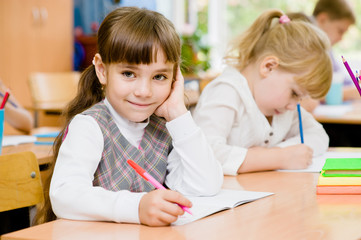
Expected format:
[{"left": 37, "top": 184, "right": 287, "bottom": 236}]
[
  {"left": 286, "top": 101, "right": 298, "bottom": 111},
  {"left": 134, "top": 79, "right": 152, "bottom": 97}
]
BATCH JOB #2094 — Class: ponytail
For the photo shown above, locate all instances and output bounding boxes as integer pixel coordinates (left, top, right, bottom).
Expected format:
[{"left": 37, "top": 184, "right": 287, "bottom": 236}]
[
  {"left": 34, "top": 64, "right": 104, "bottom": 224},
  {"left": 224, "top": 9, "right": 332, "bottom": 99},
  {"left": 65, "top": 65, "right": 104, "bottom": 124},
  {"left": 225, "top": 9, "right": 284, "bottom": 69}
]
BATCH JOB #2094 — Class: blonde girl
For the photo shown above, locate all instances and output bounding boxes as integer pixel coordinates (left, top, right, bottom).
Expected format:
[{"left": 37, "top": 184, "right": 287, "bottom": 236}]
[
  {"left": 36, "top": 7, "right": 223, "bottom": 226},
  {"left": 193, "top": 9, "right": 332, "bottom": 175}
]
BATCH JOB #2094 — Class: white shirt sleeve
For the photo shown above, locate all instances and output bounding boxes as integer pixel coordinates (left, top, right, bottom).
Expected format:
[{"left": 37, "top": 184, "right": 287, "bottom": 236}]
[
  {"left": 164, "top": 111, "right": 223, "bottom": 196},
  {"left": 50, "top": 114, "right": 145, "bottom": 223},
  {"left": 193, "top": 82, "right": 248, "bottom": 176}
]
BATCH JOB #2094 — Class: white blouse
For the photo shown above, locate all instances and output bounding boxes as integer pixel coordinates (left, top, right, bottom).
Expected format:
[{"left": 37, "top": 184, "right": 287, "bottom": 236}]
[
  {"left": 50, "top": 99, "right": 223, "bottom": 223},
  {"left": 193, "top": 67, "right": 329, "bottom": 175}
]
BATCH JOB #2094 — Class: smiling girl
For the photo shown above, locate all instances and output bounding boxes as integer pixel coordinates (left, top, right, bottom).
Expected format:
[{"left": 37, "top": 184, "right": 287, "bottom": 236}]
[
  {"left": 35, "top": 7, "right": 223, "bottom": 227},
  {"left": 193, "top": 10, "right": 332, "bottom": 175}
]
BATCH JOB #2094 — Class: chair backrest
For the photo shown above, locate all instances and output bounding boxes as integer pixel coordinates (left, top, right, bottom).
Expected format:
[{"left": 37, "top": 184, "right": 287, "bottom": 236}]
[
  {"left": 28, "top": 72, "right": 81, "bottom": 110},
  {"left": 0, "top": 151, "right": 44, "bottom": 212}
]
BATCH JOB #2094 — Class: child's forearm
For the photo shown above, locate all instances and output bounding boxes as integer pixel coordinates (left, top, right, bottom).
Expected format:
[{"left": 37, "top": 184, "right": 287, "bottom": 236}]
[
  {"left": 237, "top": 147, "right": 285, "bottom": 173},
  {"left": 4, "top": 105, "right": 33, "bottom": 133}
]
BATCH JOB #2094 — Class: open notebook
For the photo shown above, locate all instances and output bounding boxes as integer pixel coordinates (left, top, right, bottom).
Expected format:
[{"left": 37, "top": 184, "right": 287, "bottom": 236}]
[
  {"left": 2, "top": 135, "right": 37, "bottom": 146},
  {"left": 2, "top": 131, "right": 60, "bottom": 147},
  {"left": 172, "top": 189, "right": 273, "bottom": 226}
]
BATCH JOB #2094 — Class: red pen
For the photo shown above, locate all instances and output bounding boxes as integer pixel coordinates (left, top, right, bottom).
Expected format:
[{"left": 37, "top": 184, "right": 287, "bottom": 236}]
[
  {"left": 127, "top": 159, "right": 192, "bottom": 215},
  {"left": 0, "top": 92, "right": 10, "bottom": 109}
]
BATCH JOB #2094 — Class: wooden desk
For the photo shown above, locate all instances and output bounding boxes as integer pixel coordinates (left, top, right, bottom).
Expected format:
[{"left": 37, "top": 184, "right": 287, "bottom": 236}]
[
  {"left": 2, "top": 126, "right": 57, "bottom": 165},
  {"left": 313, "top": 101, "right": 361, "bottom": 124},
  {"left": 2, "top": 142, "right": 54, "bottom": 187},
  {"left": 2, "top": 143, "right": 52, "bottom": 166},
  {"left": 2, "top": 171, "right": 361, "bottom": 240},
  {"left": 313, "top": 103, "right": 361, "bottom": 147}
]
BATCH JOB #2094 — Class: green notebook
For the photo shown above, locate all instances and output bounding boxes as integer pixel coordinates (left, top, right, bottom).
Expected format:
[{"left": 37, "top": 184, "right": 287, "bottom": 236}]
[{"left": 322, "top": 158, "right": 361, "bottom": 177}]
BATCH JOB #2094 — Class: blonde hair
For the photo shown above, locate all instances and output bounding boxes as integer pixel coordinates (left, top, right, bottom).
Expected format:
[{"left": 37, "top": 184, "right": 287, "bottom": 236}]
[{"left": 225, "top": 9, "right": 332, "bottom": 99}]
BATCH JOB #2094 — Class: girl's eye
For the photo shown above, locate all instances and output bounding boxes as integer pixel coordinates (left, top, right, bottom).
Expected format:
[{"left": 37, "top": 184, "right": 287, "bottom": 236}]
[
  {"left": 154, "top": 74, "right": 167, "bottom": 81},
  {"left": 292, "top": 90, "right": 299, "bottom": 98},
  {"left": 123, "top": 71, "right": 135, "bottom": 78}
]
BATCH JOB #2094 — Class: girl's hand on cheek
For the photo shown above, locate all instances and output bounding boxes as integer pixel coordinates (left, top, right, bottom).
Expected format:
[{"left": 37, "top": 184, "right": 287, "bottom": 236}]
[{"left": 155, "top": 67, "right": 187, "bottom": 121}]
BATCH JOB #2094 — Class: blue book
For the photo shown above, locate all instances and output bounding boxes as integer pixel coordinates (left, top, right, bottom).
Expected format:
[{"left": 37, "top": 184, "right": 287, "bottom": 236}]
[{"left": 33, "top": 131, "right": 60, "bottom": 138}]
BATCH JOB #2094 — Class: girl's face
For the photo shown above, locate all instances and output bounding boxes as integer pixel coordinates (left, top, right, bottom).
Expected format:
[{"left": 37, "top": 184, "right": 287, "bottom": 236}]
[
  {"left": 96, "top": 51, "right": 174, "bottom": 122},
  {"left": 316, "top": 14, "right": 352, "bottom": 46},
  {"left": 253, "top": 68, "right": 306, "bottom": 117}
]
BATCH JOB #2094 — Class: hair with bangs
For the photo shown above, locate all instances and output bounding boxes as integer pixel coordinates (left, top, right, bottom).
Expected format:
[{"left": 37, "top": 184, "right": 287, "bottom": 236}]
[
  {"left": 98, "top": 7, "right": 180, "bottom": 65},
  {"left": 34, "top": 7, "right": 181, "bottom": 225},
  {"left": 224, "top": 9, "right": 332, "bottom": 99}
]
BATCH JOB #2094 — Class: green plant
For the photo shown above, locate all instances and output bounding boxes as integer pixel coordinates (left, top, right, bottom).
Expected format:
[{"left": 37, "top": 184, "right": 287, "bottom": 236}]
[
  {"left": 181, "top": 3, "right": 210, "bottom": 75},
  {"left": 181, "top": 30, "right": 210, "bottom": 75}
]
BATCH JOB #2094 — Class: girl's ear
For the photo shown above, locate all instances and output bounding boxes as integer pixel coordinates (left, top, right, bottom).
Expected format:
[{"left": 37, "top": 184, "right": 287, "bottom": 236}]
[
  {"left": 315, "top": 12, "right": 330, "bottom": 25},
  {"left": 93, "top": 53, "right": 107, "bottom": 85},
  {"left": 259, "top": 56, "right": 279, "bottom": 78}
]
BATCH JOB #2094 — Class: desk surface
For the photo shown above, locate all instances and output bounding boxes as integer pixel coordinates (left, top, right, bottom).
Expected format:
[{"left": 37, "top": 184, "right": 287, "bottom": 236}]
[
  {"left": 2, "top": 171, "right": 361, "bottom": 240},
  {"left": 2, "top": 127, "right": 57, "bottom": 165},
  {"left": 313, "top": 101, "right": 361, "bottom": 124},
  {"left": 2, "top": 143, "right": 53, "bottom": 166}
]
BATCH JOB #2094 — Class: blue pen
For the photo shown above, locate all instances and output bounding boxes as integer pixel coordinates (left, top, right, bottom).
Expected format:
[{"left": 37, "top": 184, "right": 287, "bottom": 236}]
[
  {"left": 297, "top": 103, "right": 304, "bottom": 144},
  {"left": 356, "top": 70, "right": 359, "bottom": 82}
]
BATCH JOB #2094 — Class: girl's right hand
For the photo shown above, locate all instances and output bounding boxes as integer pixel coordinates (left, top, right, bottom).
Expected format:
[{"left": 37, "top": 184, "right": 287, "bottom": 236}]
[
  {"left": 280, "top": 144, "right": 313, "bottom": 169},
  {"left": 154, "top": 67, "right": 187, "bottom": 122},
  {"left": 139, "top": 189, "right": 192, "bottom": 226}
]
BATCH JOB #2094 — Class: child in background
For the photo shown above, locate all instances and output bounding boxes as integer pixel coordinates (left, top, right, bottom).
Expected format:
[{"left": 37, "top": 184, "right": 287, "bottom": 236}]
[
  {"left": 35, "top": 7, "right": 223, "bottom": 226},
  {"left": 314, "top": 0, "right": 357, "bottom": 101},
  {"left": 193, "top": 10, "right": 332, "bottom": 175},
  {"left": 292, "top": 0, "right": 356, "bottom": 111},
  {"left": 0, "top": 80, "right": 33, "bottom": 133}
]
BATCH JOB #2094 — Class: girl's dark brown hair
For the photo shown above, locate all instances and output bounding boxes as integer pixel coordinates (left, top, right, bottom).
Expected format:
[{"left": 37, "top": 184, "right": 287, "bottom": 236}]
[
  {"left": 34, "top": 6, "right": 181, "bottom": 224},
  {"left": 312, "top": 0, "right": 356, "bottom": 23}
]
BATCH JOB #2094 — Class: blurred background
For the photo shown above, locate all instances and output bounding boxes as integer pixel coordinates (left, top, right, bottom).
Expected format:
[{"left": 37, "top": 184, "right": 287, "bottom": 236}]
[
  {"left": 0, "top": 0, "right": 360, "bottom": 128},
  {"left": 72, "top": 0, "right": 361, "bottom": 74}
]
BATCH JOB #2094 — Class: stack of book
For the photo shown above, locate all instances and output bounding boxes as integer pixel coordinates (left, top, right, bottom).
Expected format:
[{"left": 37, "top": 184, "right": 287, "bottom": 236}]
[
  {"left": 33, "top": 131, "right": 59, "bottom": 145},
  {"left": 316, "top": 158, "right": 361, "bottom": 195}
]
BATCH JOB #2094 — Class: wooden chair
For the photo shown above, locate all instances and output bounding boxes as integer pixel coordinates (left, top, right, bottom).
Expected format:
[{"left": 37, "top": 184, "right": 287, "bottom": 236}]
[
  {"left": 0, "top": 151, "right": 44, "bottom": 212},
  {"left": 28, "top": 72, "right": 81, "bottom": 127},
  {"left": 0, "top": 152, "right": 44, "bottom": 234}
]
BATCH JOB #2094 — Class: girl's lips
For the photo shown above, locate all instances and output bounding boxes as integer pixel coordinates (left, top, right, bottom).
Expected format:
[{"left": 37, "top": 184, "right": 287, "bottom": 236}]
[{"left": 128, "top": 100, "right": 151, "bottom": 107}]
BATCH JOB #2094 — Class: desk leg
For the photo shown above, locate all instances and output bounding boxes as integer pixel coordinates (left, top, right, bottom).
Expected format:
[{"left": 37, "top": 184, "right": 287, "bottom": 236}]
[{"left": 34, "top": 111, "right": 39, "bottom": 128}]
